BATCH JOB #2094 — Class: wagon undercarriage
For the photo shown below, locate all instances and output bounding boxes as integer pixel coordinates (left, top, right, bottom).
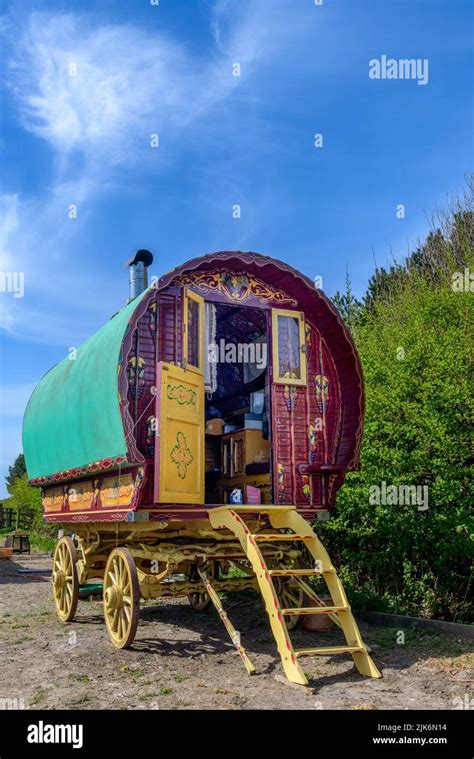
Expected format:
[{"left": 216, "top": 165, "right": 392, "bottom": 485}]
[{"left": 52, "top": 506, "right": 381, "bottom": 687}]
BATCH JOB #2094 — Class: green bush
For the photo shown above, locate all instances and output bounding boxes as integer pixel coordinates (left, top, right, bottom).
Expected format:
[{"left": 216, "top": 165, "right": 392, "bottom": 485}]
[
  {"left": 8, "top": 474, "right": 44, "bottom": 532},
  {"left": 6, "top": 475, "right": 56, "bottom": 549},
  {"left": 323, "top": 191, "right": 473, "bottom": 622},
  {"left": 28, "top": 532, "right": 56, "bottom": 554}
]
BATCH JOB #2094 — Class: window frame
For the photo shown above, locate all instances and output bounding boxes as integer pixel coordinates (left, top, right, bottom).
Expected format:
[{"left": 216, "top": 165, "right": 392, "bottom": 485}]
[
  {"left": 183, "top": 288, "right": 205, "bottom": 375},
  {"left": 271, "top": 308, "right": 307, "bottom": 386}
]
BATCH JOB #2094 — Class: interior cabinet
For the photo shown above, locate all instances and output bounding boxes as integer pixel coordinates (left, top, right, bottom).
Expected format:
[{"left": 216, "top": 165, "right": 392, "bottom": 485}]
[{"left": 220, "top": 429, "right": 270, "bottom": 479}]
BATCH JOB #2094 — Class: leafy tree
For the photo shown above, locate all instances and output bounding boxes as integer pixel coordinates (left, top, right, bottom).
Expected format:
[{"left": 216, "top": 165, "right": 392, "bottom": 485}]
[
  {"left": 332, "top": 268, "right": 363, "bottom": 333},
  {"left": 8, "top": 474, "right": 43, "bottom": 532},
  {"left": 5, "top": 453, "right": 26, "bottom": 494},
  {"left": 324, "top": 183, "right": 473, "bottom": 622}
]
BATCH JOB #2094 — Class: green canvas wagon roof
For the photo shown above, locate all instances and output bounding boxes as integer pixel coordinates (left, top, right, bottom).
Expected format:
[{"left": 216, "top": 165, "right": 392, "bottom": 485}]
[{"left": 23, "top": 290, "right": 149, "bottom": 482}]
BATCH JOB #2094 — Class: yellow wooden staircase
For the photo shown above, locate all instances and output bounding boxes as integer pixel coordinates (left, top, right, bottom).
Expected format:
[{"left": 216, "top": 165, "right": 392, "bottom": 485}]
[{"left": 208, "top": 505, "right": 381, "bottom": 686}]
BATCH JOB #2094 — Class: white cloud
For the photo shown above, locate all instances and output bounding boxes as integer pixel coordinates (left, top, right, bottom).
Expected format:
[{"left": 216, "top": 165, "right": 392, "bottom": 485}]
[
  {"left": 0, "top": 186, "right": 122, "bottom": 344},
  {"left": 0, "top": 2, "right": 320, "bottom": 346},
  {"left": 0, "top": 1, "right": 323, "bottom": 496},
  {"left": 9, "top": 9, "right": 276, "bottom": 170},
  {"left": 8, "top": 3, "right": 310, "bottom": 167},
  {"left": 11, "top": 14, "right": 194, "bottom": 164}
]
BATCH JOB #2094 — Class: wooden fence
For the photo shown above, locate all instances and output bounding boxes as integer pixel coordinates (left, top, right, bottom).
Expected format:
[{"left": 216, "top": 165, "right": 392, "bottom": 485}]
[
  {"left": 0, "top": 506, "right": 28, "bottom": 530},
  {"left": 0, "top": 506, "right": 14, "bottom": 529}
]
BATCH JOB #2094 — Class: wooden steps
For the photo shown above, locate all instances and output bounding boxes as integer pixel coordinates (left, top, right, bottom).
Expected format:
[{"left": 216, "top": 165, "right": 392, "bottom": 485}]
[
  {"left": 252, "top": 533, "right": 311, "bottom": 542},
  {"left": 295, "top": 646, "right": 363, "bottom": 658},
  {"left": 282, "top": 605, "right": 348, "bottom": 616},
  {"left": 208, "top": 505, "right": 382, "bottom": 687},
  {"left": 269, "top": 568, "right": 332, "bottom": 577}
]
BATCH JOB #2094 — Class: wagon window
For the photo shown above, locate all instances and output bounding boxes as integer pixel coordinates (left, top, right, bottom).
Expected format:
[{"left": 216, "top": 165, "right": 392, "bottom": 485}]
[
  {"left": 271, "top": 309, "right": 307, "bottom": 386},
  {"left": 184, "top": 289, "right": 204, "bottom": 373}
]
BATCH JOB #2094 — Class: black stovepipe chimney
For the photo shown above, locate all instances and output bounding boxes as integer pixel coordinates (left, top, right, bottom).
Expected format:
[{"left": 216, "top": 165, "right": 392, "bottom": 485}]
[{"left": 125, "top": 249, "right": 154, "bottom": 302}]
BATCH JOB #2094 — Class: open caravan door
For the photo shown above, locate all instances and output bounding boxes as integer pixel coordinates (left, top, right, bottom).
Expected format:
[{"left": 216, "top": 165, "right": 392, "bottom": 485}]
[
  {"left": 153, "top": 288, "right": 205, "bottom": 504},
  {"left": 153, "top": 362, "right": 204, "bottom": 504}
]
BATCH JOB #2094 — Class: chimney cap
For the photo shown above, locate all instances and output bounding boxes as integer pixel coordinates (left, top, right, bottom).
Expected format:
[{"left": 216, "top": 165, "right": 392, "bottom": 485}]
[{"left": 124, "top": 249, "right": 154, "bottom": 268}]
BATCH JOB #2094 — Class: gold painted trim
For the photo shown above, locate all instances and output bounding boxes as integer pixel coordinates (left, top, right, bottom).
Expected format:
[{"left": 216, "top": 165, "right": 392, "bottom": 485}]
[{"left": 183, "top": 288, "right": 205, "bottom": 375}]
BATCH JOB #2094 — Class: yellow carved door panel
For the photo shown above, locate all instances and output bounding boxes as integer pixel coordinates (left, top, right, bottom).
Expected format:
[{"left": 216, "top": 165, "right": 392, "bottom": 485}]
[{"left": 154, "top": 362, "right": 204, "bottom": 504}]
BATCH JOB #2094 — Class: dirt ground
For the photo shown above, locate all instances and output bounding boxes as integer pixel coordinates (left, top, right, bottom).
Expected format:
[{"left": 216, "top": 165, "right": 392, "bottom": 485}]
[{"left": 0, "top": 554, "right": 472, "bottom": 711}]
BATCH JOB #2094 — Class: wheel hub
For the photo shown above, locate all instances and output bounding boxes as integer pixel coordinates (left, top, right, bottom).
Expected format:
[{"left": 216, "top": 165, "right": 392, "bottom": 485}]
[
  {"left": 53, "top": 569, "right": 66, "bottom": 590},
  {"left": 105, "top": 585, "right": 123, "bottom": 611}
]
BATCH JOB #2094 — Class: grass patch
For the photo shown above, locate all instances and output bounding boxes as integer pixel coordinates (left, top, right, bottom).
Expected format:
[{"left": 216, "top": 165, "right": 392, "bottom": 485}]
[
  {"left": 30, "top": 689, "right": 47, "bottom": 706},
  {"left": 66, "top": 694, "right": 92, "bottom": 706},
  {"left": 12, "top": 635, "right": 34, "bottom": 644},
  {"left": 367, "top": 625, "right": 473, "bottom": 659},
  {"left": 426, "top": 651, "right": 474, "bottom": 672},
  {"left": 72, "top": 674, "right": 91, "bottom": 683},
  {"left": 138, "top": 693, "right": 155, "bottom": 702}
]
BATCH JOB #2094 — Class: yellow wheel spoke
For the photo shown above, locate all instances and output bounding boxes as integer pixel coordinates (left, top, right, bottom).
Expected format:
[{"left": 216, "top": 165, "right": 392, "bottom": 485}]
[
  {"left": 112, "top": 608, "right": 120, "bottom": 632},
  {"left": 284, "top": 590, "right": 302, "bottom": 606},
  {"left": 118, "top": 612, "right": 125, "bottom": 640}
]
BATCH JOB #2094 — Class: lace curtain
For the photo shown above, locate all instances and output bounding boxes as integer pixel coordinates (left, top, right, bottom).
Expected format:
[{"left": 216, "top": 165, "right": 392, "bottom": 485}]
[{"left": 204, "top": 302, "right": 217, "bottom": 393}]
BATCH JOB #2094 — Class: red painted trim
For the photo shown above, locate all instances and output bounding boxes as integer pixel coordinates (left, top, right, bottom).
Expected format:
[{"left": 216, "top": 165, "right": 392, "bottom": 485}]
[
  {"left": 30, "top": 455, "right": 129, "bottom": 486},
  {"left": 119, "top": 291, "right": 158, "bottom": 465},
  {"left": 153, "top": 362, "right": 164, "bottom": 503},
  {"left": 44, "top": 504, "right": 330, "bottom": 525},
  {"left": 45, "top": 511, "right": 131, "bottom": 524}
]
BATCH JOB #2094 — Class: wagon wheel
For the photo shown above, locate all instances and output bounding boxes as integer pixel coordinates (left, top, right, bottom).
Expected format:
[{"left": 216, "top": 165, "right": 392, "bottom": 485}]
[
  {"left": 187, "top": 561, "right": 218, "bottom": 611},
  {"left": 52, "top": 536, "right": 79, "bottom": 623},
  {"left": 274, "top": 575, "right": 305, "bottom": 631},
  {"left": 103, "top": 548, "right": 139, "bottom": 649}
]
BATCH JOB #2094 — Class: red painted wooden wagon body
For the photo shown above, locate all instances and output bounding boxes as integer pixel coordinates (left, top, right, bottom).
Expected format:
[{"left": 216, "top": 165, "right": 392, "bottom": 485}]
[
  {"left": 24, "top": 250, "right": 364, "bottom": 524},
  {"left": 22, "top": 251, "right": 379, "bottom": 686}
]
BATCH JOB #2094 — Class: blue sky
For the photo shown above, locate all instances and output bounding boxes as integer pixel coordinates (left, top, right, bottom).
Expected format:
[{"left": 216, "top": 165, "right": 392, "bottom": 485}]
[{"left": 0, "top": 0, "right": 472, "bottom": 496}]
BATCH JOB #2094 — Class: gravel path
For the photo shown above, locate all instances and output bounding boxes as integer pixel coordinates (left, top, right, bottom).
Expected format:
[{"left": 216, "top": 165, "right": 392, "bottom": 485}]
[{"left": 0, "top": 555, "right": 472, "bottom": 711}]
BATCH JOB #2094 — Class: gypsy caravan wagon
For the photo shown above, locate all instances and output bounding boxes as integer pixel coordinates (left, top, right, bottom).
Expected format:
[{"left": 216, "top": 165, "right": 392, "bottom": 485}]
[{"left": 22, "top": 250, "right": 380, "bottom": 686}]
